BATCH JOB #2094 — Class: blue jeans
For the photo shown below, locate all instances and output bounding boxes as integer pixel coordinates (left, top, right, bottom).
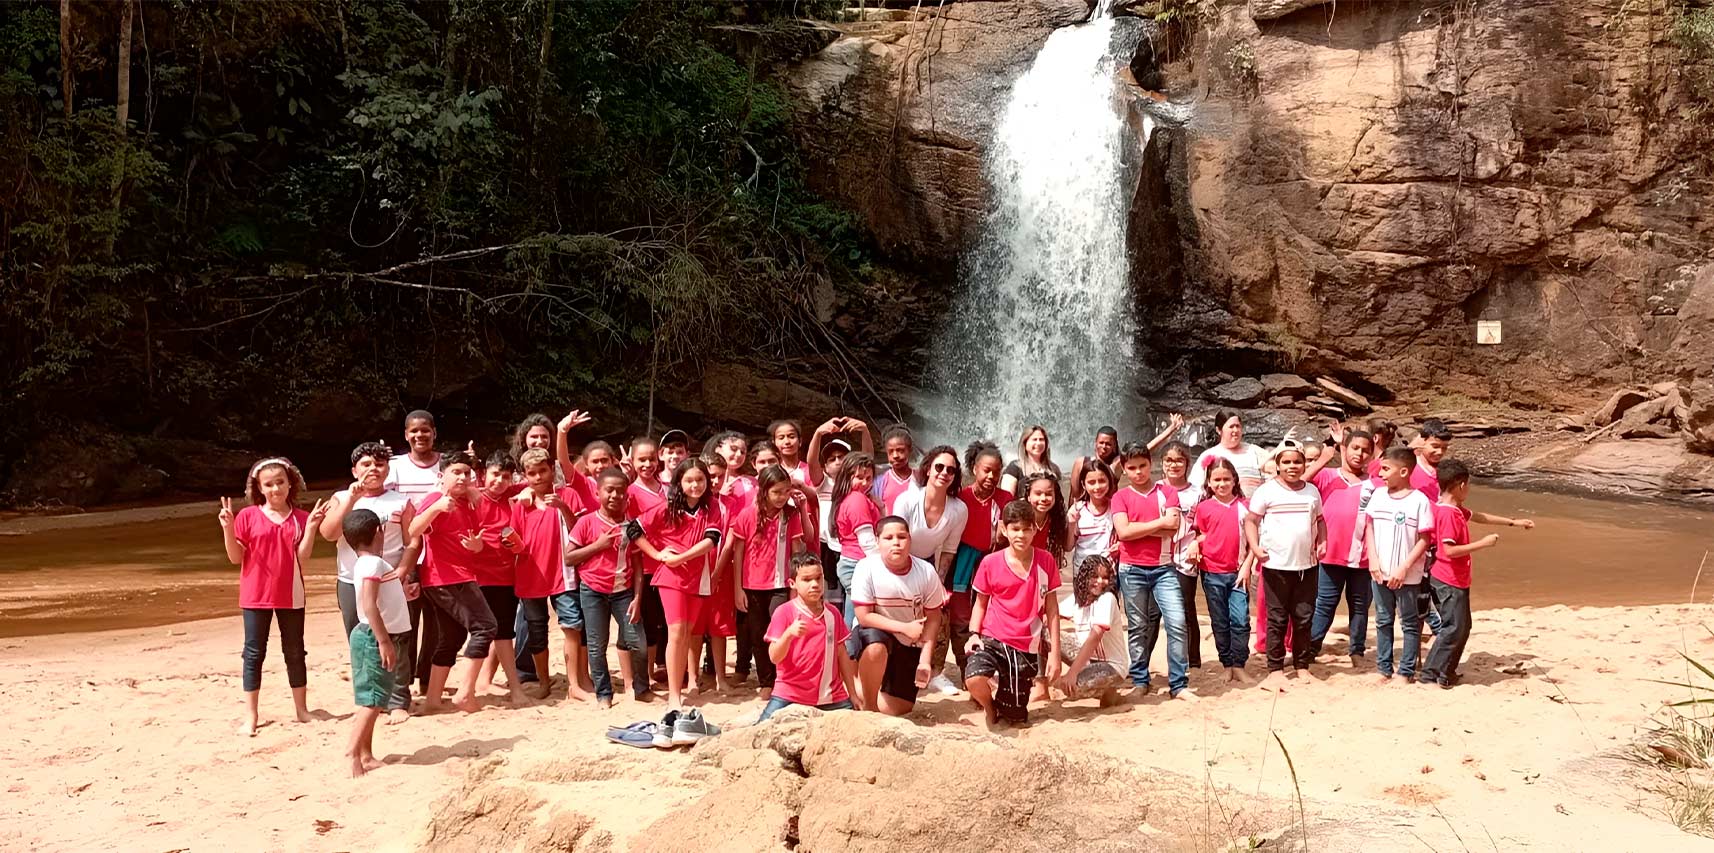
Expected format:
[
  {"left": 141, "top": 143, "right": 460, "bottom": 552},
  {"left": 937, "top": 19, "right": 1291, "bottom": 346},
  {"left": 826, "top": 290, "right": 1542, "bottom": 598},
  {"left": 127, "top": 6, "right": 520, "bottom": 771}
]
[
  {"left": 578, "top": 584, "right": 647, "bottom": 701},
  {"left": 1371, "top": 580, "right": 1421, "bottom": 678},
  {"left": 758, "top": 696, "right": 854, "bottom": 721},
  {"left": 836, "top": 556, "right": 860, "bottom": 628},
  {"left": 513, "top": 607, "right": 537, "bottom": 683},
  {"left": 1118, "top": 563, "right": 1188, "bottom": 693},
  {"left": 1199, "top": 571, "right": 1250, "bottom": 668},
  {"left": 1311, "top": 563, "right": 1372, "bottom": 657}
]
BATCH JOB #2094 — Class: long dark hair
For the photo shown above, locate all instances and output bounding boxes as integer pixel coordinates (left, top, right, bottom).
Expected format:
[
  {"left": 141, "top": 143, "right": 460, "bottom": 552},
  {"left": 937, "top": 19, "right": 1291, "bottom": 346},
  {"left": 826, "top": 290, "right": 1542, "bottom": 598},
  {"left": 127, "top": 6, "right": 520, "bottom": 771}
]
[
  {"left": 1076, "top": 456, "right": 1116, "bottom": 505},
  {"left": 752, "top": 464, "right": 799, "bottom": 522},
  {"left": 510, "top": 413, "right": 553, "bottom": 461},
  {"left": 828, "top": 452, "right": 877, "bottom": 520},
  {"left": 915, "top": 444, "right": 961, "bottom": 489},
  {"left": 1200, "top": 457, "right": 1246, "bottom": 502},
  {"left": 665, "top": 457, "right": 712, "bottom": 525},
  {"left": 1021, "top": 471, "right": 1068, "bottom": 565}
]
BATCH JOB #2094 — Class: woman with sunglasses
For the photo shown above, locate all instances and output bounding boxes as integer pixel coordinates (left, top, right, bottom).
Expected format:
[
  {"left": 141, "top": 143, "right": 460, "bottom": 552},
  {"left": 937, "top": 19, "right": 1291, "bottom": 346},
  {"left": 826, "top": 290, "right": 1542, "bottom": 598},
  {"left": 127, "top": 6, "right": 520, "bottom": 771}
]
[{"left": 890, "top": 445, "right": 970, "bottom": 694}]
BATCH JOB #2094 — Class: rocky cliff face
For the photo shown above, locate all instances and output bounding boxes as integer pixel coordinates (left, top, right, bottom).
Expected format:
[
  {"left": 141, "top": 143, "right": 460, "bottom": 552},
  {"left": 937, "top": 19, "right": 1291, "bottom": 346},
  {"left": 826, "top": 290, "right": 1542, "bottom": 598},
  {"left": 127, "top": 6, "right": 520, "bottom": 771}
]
[{"left": 786, "top": 0, "right": 1714, "bottom": 413}]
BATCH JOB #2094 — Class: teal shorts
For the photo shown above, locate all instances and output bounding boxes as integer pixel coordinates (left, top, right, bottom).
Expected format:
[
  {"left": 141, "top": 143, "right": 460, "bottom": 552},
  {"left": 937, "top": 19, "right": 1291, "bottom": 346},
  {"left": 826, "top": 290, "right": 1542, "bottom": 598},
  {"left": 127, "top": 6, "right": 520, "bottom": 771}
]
[
  {"left": 349, "top": 623, "right": 407, "bottom": 708},
  {"left": 951, "top": 543, "right": 985, "bottom": 593}
]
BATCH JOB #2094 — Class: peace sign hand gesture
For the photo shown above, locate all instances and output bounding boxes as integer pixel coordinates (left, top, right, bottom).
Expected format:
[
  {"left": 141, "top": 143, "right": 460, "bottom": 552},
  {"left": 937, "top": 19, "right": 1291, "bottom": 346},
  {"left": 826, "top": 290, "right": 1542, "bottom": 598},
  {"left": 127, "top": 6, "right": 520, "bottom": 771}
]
[
  {"left": 217, "top": 497, "right": 235, "bottom": 529},
  {"left": 306, "top": 498, "right": 330, "bottom": 526}
]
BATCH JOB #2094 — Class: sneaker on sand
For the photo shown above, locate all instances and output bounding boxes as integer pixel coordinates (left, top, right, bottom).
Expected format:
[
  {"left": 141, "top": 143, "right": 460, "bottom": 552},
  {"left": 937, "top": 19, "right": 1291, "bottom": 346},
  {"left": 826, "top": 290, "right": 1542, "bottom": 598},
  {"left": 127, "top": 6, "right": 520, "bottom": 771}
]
[
  {"left": 671, "top": 709, "right": 721, "bottom": 745},
  {"left": 927, "top": 673, "right": 960, "bottom": 695},
  {"left": 652, "top": 710, "right": 680, "bottom": 749}
]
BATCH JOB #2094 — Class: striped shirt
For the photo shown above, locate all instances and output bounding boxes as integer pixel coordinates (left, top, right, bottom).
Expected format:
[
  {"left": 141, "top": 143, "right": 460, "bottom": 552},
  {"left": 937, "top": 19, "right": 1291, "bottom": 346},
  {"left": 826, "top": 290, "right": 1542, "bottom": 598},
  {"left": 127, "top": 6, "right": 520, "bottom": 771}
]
[{"left": 1248, "top": 479, "right": 1323, "bottom": 571}]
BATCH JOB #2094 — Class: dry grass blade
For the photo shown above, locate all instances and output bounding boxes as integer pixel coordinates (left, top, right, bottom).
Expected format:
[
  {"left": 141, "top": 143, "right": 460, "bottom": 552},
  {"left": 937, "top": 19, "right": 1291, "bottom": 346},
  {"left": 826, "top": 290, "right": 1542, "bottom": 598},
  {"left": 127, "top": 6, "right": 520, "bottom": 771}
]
[{"left": 1270, "top": 732, "right": 1308, "bottom": 853}]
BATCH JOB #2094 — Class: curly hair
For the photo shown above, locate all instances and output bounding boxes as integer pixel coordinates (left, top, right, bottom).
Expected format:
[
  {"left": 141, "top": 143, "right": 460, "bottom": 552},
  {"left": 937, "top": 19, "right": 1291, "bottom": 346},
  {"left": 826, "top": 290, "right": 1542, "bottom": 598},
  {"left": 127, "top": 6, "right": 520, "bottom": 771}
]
[
  {"left": 244, "top": 457, "right": 307, "bottom": 507},
  {"left": 510, "top": 413, "right": 554, "bottom": 461},
  {"left": 1073, "top": 554, "right": 1115, "bottom": 608}
]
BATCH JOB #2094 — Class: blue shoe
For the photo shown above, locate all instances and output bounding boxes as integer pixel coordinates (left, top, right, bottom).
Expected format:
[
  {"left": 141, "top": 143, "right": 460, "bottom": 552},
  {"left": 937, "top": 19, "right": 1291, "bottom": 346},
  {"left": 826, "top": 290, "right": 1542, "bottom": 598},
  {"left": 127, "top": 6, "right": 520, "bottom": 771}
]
[{"left": 606, "top": 721, "right": 658, "bottom": 749}]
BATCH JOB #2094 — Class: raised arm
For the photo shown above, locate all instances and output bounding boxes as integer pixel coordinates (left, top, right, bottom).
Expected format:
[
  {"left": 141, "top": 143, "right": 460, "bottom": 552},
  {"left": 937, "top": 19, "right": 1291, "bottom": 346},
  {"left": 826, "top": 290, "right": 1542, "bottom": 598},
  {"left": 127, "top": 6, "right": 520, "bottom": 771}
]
[
  {"left": 1146, "top": 413, "right": 1185, "bottom": 452},
  {"left": 805, "top": 418, "right": 839, "bottom": 485}
]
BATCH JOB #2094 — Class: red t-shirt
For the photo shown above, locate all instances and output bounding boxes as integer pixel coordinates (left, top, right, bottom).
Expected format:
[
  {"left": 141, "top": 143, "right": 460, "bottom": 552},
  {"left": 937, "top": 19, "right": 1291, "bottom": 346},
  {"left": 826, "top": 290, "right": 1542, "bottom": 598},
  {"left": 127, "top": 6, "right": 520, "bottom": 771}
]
[
  {"left": 1431, "top": 503, "right": 1474, "bottom": 588},
  {"left": 973, "top": 548, "right": 1056, "bottom": 653},
  {"left": 626, "top": 481, "right": 668, "bottom": 519},
  {"left": 1411, "top": 461, "right": 1441, "bottom": 503},
  {"left": 1111, "top": 482, "right": 1179, "bottom": 566},
  {"left": 1319, "top": 481, "right": 1370, "bottom": 569},
  {"left": 729, "top": 504, "right": 806, "bottom": 590},
  {"left": 835, "top": 492, "right": 881, "bottom": 560},
  {"left": 470, "top": 492, "right": 519, "bottom": 587},
  {"left": 642, "top": 502, "right": 723, "bottom": 593},
  {"left": 234, "top": 505, "right": 308, "bottom": 609},
  {"left": 569, "top": 512, "right": 635, "bottom": 595},
  {"left": 764, "top": 599, "right": 850, "bottom": 706},
  {"left": 512, "top": 489, "right": 585, "bottom": 599},
  {"left": 957, "top": 487, "right": 1012, "bottom": 552},
  {"left": 874, "top": 469, "right": 916, "bottom": 514},
  {"left": 1191, "top": 498, "right": 1248, "bottom": 574},
  {"left": 416, "top": 492, "right": 484, "bottom": 587},
  {"left": 1310, "top": 467, "right": 1363, "bottom": 502}
]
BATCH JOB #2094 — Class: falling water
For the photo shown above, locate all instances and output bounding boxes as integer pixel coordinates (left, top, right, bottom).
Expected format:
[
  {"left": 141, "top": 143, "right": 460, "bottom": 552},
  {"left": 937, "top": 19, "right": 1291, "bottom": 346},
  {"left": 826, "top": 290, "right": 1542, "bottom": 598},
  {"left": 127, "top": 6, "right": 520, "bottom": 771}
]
[{"left": 925, "top": 10, "right": 1141, "bottom": 460}]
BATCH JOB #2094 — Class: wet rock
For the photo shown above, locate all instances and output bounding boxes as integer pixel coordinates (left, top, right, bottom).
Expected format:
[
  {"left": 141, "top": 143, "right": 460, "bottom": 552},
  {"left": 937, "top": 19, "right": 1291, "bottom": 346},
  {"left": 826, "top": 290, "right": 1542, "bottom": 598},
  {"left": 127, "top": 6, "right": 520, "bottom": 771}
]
[
  {"left": 1249, "top": 0, "right": 1332, "bottom": 19},
  {"left": 1684, "top": 381, "right": 1714, "bottom": 455},
  {"left": 1261, "top": 373, "right": 1316, "bottom": 399},
  {"left": 661, "top": 362, "right": 848, "bottom": 434},
  {"left": 1592, "top": 389, "right": 1650, "bottom": 426},
  {"left": 1211, "top": 377, "right": 1266, "bottom": 406},
  {"left": 1315, "top": 377, "right": 1372, "bottom": 412}
]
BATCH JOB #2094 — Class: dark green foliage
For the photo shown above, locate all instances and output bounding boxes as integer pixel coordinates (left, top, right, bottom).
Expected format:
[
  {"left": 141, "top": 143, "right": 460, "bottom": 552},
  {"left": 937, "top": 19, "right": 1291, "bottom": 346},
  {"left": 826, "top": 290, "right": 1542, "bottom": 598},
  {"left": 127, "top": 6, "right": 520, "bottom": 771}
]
[{"left": 0, "top": 0, "right": 861, "bottom": 484}]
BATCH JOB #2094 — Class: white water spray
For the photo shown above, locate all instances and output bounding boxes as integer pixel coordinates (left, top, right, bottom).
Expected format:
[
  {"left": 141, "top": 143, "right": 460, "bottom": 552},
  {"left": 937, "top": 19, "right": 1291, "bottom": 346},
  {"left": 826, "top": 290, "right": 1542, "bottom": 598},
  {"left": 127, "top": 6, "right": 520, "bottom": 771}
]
[{"left": 926, "top": 11, "right": 1140, "bottom": 459}]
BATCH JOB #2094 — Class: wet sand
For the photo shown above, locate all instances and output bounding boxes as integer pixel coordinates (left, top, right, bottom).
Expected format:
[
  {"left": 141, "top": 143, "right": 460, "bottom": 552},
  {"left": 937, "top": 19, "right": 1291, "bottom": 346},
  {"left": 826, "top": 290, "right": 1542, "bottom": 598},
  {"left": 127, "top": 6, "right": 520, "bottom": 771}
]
[{"left": 2, "top": 485, "right": 1709, "bottom": 639}]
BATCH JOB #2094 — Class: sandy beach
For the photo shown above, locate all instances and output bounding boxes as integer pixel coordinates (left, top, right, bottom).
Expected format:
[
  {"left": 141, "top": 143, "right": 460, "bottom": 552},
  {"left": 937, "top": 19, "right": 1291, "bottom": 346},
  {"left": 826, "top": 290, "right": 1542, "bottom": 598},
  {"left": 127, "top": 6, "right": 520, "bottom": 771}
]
[{"left": 7, "top": 595, "right": 1714, "bottom": 851}]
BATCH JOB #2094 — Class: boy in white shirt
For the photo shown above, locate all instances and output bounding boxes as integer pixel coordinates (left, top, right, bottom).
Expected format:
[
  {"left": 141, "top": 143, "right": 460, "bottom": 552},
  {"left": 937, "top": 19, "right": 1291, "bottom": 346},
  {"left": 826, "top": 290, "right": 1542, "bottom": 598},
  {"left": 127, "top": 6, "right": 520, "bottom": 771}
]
[
  {"left": 343, "top": 509, "right": 413, "bottom": 777},
  {"left": 1244, "top": 446, "right": 1325, "bottom": 692},
  {"left": 1361, "top": 448, "right": 1436, "bottom": 684},
  {"left": 850, "top": 517, "right": 947, "bottom": 716}
]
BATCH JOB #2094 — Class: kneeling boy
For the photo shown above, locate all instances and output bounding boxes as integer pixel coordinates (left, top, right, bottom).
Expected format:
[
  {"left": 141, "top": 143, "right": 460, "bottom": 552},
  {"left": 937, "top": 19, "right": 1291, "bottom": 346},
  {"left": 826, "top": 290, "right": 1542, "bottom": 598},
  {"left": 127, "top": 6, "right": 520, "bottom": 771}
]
[
  {"left": 760, "top": 555, "right": 858, "bottom": 720},
  {"left": 851, "top": 516, "right": 946, "bottom": 716}
]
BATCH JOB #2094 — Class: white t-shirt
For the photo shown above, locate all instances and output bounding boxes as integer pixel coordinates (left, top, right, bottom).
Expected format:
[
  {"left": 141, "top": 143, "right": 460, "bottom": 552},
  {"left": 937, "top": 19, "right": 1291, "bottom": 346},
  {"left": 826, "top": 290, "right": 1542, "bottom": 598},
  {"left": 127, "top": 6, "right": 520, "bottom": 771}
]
[
  {"left": 1070, "top": 501, "right": 1114, "bottom": 570},
  {"left": 382, "top": 454, "right": 442, "bottom": 500},
  {"left": 1248, "top": 479, "right": 1323, "bottom": 571},
  {"left": 891, "top": 489, "right": 969, "bottom": 562},
  {"left": 1059, "top": 590, "right": 1128, "bottom": 666},
  {"left": 1363, "top": 488, "right": 1437, "bottom": 584},
  {"left": 1190, "top": 443, "right": 1269, "bottom": 491},
  {"left": 818, "top": 476, "right": 839, "bottom": 549},
  {"left": 332, "top": 488, "right": 411, "bottom": 584},
  {"left": 353, "top": 554, "right": 411, "bottom": 633},
  {"left": 1167, "top": 481, "right": 1201, "bottom": 575},
  {"left": 849, "top": 554, "right": 949, "bottom": 647}
]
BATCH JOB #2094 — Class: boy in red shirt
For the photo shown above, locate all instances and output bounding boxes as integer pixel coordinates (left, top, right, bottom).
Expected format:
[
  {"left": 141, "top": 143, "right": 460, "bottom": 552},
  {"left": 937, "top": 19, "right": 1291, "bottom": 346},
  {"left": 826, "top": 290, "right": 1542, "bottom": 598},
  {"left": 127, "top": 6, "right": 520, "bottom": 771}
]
[
  {"left": 1418, "top": 459, "right": 1532, "bottom": 688},
  {"left": 406, "top": 452, "right": 501, "bottom": 714},
  {"left": 964, "top": 501, "right": 1061, "bottom": 729},
  {"left": 512, "top": 448, "right": 594, "bottom": 701},
  {"left": 760, "top": 554, "right": 858, "bottom": 720}
]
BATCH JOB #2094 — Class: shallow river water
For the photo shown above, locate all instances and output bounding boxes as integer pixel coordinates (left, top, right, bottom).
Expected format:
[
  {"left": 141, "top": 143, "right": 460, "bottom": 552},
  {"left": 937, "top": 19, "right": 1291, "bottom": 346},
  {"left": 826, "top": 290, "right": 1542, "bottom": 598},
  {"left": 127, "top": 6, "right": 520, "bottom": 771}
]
[{"left": 0, "top": 486, "right": 1709, "bottom": 639}]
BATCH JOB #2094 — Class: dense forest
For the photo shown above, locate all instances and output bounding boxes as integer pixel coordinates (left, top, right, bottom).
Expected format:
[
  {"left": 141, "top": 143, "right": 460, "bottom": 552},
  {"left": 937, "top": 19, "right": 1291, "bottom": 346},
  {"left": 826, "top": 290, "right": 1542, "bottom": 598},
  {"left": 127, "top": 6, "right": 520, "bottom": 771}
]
[{"left": 0, "top": 0, "right": 897, "bottom": 504}]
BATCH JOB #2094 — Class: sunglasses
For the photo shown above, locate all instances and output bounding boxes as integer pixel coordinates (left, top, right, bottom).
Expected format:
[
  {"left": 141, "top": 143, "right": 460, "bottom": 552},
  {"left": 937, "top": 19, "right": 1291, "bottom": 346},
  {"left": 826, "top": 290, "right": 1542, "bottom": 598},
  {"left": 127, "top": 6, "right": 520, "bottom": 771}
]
[{"left": 931, "top": 462, "right": 957, "bottom": 474}]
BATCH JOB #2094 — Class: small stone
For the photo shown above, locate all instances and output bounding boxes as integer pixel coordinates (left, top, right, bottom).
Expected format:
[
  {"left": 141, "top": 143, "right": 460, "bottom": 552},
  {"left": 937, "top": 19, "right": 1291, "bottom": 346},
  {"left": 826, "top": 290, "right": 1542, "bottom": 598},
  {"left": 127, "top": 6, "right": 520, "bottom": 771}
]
[
  {"left": 1261, "top": 373, "right": 1316, "bottom": 399},
  {"left": 1591, "top": 388, "right": 1649, "bottom": 426}
]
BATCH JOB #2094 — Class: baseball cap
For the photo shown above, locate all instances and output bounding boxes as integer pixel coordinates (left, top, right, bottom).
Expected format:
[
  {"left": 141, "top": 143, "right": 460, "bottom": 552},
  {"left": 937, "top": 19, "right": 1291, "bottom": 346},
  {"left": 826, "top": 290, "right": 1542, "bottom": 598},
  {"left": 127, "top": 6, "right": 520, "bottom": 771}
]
[{"left": 659, "top": 429, "right": 690, "bottom": 447}]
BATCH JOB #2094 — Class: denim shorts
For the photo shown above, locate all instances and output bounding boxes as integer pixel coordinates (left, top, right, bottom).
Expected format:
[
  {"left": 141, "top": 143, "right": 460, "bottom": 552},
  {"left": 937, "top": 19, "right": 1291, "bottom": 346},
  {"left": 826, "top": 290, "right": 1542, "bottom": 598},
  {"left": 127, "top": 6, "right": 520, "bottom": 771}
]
[{"left": 551, "top": 590, "right": 583, "bottom": 631}]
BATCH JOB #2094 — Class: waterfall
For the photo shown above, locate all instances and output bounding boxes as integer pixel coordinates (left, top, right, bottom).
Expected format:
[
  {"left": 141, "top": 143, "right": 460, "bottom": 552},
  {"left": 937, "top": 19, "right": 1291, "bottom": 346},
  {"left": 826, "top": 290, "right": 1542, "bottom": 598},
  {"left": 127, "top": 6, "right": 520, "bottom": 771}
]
[{"left": 924, "top": 11, "right": 1140, "bottom": 462}]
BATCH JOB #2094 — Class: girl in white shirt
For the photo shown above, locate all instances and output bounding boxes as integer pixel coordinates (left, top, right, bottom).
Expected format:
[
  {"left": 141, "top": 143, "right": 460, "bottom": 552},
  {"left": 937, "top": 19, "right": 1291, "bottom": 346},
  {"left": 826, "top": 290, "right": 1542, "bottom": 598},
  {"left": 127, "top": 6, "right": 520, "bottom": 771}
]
[{"left": 1067, "top": 458, "right": 1116, "bottom": 569}]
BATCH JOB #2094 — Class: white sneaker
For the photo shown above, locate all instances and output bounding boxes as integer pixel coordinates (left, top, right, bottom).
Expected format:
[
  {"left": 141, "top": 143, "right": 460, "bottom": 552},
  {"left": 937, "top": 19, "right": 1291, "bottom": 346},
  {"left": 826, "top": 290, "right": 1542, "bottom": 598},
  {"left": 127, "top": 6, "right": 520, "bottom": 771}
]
[{"left": 928, "top": 673, "right": 960, "bottom": 695}]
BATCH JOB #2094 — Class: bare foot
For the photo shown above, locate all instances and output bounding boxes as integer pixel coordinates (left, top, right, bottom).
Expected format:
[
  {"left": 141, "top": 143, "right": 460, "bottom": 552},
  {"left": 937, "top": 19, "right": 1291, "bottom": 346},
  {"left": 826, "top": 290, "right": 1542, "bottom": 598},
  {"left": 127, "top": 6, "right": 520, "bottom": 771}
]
[
  {"left": 714, "top": 679, "right": 733, "bottom": 694},
  {"left": 1258, "top": 671, "right": 1289, "bottom": 693},
  {"left": 1349, "top": 654, "right": 1365, "bottom": 668},
  {"left": 508, "top": 689, "right": 532, "bottom": 707},
  {"left": 524, "top": 682, "right": 552, "bottom": 700},
  {"left": 1297, "top": 668, "right": 1322, "bottom": 682},
  {"left": 1372, "top": 674, "right": 1394, "bottom": 686},
  {"left": 450, "top": 692, "right": 481, "bottom": 713},
  {"left": 1283, "top": 668, "right": 1300, "bottom": 680},
  {"left": 419, "top": 700, "right": 446, "bottom": 715},
  {"left": 1232, "top": 668, "right": 1251, "bottom": 684},
  {"left": 1171, "top": 688, "right": 1200, "bottom": 703},
  {"left": 386, "top": 709, "right": 411, "bottom": 726},
  {"left": 294, "top": 708, "right": 313, "bottom": 724},
  {"left": 359, "top": 752, "right": 385, "bottom": 772},
  {"left": 567, "top": 686, "right": 594, "bottom": 702},
  {"left": 632, "top": 690, "right": 659, "bottom": 704},
  {"left": 350, "top": 756, "right": 369, "bottom": 777},
  {"left": 238, "top": 719, "right": 259, "bottom": 737}
]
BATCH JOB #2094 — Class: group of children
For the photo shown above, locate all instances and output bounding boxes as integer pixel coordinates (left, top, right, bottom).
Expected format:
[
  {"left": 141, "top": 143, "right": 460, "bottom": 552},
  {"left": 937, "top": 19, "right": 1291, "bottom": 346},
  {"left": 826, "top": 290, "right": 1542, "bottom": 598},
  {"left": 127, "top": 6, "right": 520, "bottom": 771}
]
[{"left": 218, "top": 408, "right": 1530, "bottom": 773}]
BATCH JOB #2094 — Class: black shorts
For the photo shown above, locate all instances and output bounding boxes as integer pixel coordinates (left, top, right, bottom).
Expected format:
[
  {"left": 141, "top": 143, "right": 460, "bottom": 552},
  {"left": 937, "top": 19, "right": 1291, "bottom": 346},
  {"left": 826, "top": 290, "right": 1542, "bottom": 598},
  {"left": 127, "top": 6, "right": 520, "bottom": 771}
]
[
  {"left": 964, "top": 637, "right": 1039, "bottom": 722},
  {"left": 855, "top": 626, "right": 924, "bottom": 703},
  {"left": 480, "top": 585, "right": 519, "bottom": 641}
]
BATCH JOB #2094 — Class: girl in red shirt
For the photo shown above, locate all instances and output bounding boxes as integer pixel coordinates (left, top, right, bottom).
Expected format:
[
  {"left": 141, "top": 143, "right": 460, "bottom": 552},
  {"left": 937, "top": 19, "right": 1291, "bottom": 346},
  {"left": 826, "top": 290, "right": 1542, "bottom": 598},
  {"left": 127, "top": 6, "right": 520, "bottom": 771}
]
[
  {"left": 636, "top": 458, "right": 724, "bottom": 708},
  {"left": 219, "top": 457, "right": 327, "bottom": 737}
]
